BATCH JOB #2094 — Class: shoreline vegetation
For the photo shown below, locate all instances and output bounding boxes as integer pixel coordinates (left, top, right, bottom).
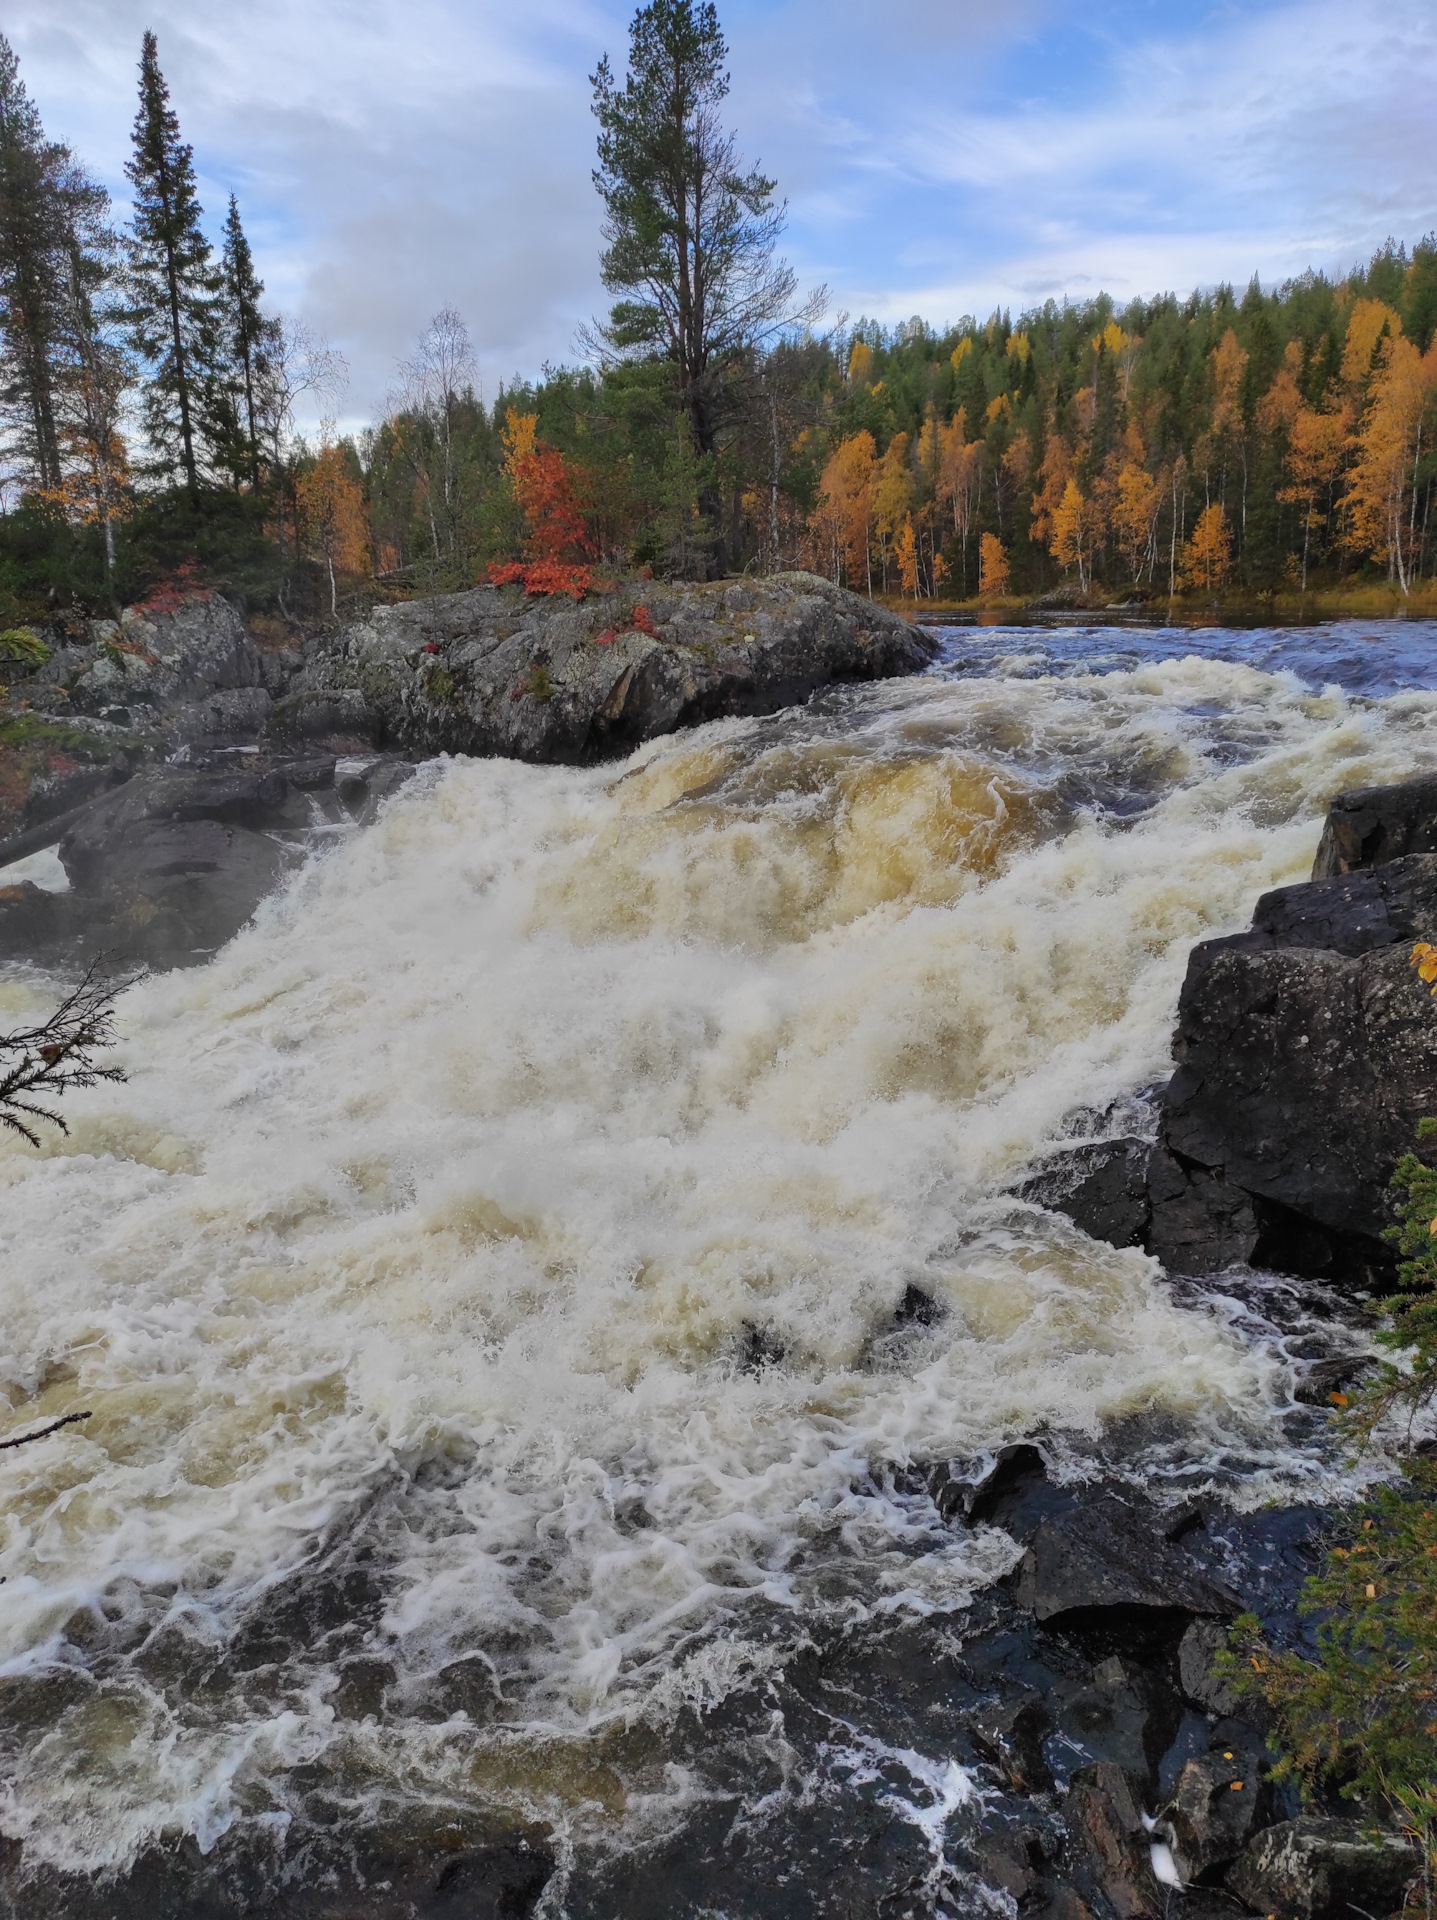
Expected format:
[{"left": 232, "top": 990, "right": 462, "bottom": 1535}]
[{"left": 880, "top": 579, "right": 1437, "bottom": 622}]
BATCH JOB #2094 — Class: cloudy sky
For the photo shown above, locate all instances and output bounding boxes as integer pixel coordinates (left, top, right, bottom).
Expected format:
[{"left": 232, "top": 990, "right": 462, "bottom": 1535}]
[{"left": 9, "top": 0, "right": 1437, "bottom": 425}]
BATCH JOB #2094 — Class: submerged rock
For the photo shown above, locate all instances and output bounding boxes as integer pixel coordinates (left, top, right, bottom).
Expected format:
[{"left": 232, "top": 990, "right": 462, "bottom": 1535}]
[{"left": 286, "top": 574, "right": 936, "bottom": 764}]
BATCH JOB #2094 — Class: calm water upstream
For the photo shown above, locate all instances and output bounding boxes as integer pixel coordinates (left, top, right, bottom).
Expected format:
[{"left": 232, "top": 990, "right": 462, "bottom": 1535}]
[{"left": 1, "top": 618, "right": 1435, "bottom": 1910}]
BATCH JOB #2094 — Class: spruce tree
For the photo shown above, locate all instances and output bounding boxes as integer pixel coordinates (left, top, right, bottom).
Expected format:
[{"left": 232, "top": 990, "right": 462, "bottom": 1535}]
[
  {"left": 0, "top": 34, "right": 69, "bottom": 491},
  {"left": 124, "top": 31, "right": 219, "bottom": 498},
  {"left": 219, "top": 193, "right": 269, "bottom": 488}
]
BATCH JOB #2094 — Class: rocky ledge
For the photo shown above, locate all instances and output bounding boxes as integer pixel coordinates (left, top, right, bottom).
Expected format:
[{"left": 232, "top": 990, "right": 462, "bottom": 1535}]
[
  {"left": 281, "top": 572, "right": 936, "bottom": 762},
  {"left": 1031, "top": 769, "right": 1437, "bottom": 1290}
]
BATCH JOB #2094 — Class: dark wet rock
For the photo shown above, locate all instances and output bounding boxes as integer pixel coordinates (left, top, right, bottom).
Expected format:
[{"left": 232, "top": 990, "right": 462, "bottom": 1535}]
[
  {"left": 968, "top": 1686, "right": 1054, "bottom": 1791},
  {"left": 0, "top": 1806, "right": 555, "bottom": 1920},
  {"left": 1064, "top": 1762, "right": 1164, "bottom": 1919},
  {"left": 290, "top": 575, "right": 935, "bottom": 766},
  {"left": 1033, "top": 774, "right": 1437, "bottom": 1284},
  {"left": 1153, "top": 938, "right": 1433, "bottom": 1281},
  {"left": 0, "top": 879, "right": 74, "bottom": 948},
  {"left": 1022, "top": 1137, "right": 1152, "bottom": 1249},
  {"left": 1220, "top": 853, "right": 1437, "bottom": 959},
  {"left": 0, "top": 755, "right": 404, "bottom": 969},
  {"left": 562, "top": 1787, "right": 936, "bottom": 1920},
  {"left": 1014, "top": 1496, "right": 1241, "bottom": 1625},
  {"left": 948, "top": 1441, "right": 1068, "bottom": 1534},
  {"left": 1225, "top": 1815, "right": 1417, "bottom": 1920},
  {"left": 21, "top": 756, "right": 130, "bottom": 827},
  {"left": 1312, "top": 769, "right": 1437, "bottom": 877},
  {"left": 1163, "top": 1748, "right": 1273, "bottom": 1883},
  {"left": 973, "top": 1826, "right": 1047, "bottom": 1902},
  {"left": 1177, "top": 1620, "right": 1242, "bottom": 1718},
  {"left": 1057, "top": 1654, "right": 1184, "bottom": 1780},
  {"left": 169, "top": 685, "right": 273, "bottom": 744}
]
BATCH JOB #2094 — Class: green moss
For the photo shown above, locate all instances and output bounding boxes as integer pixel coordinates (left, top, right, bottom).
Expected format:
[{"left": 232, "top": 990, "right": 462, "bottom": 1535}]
[
  {"left": 528, "top": 664, "right": 555, "bottom": 703},
  {"left": 424, "top": 665, "right": 458, "bottom": 707},
  {"left": 0, "top": 714, "right": 98, "bottom": 755},
  {"left": 0, "top": 628, "right": 50, "bottom": 669}
]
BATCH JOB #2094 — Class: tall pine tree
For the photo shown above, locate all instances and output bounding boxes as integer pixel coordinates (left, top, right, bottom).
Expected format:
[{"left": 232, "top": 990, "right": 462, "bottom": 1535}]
[
  {"left": 0, "top": 35, "right": 71, "bottom": 492},
  {"left": 219, "top": 193, "right": 268, "bottom": 488},
  {"left": 125, "top": 31, "right": 219, "bottom": 499}
]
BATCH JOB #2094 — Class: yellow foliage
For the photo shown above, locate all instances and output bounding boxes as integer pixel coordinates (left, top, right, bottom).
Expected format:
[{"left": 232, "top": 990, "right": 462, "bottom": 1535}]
[
  {"left": 872, "top": 432, "right": 913, "bottom": 538},
  {"left": 978, "top": 532, "right": 1009, "bottom": 598},
  {"left": 951, "top": 339, "right": 972, "bottom": 372},
  {"left": 1413, "top": 943, "right": 1437, "bottom": 993},
  {"left": 1181, "top": 502, "right": 1233, "bottom": 590},
  {"left": 1007, "top": 332, "right": 1031, "bottom": 364},
  {"left": 1345, "top": 337, "right": 1437, "bottom": 589},
  {"left": 1341, "top": 300, "right": 1402, "bottom": 395},
  {"left": 985, "top": 394, "right": 1012, "bottom": 426},
  {"left": 501, "top": 409, "right": 539, "bottom": 472},
  {"left": 848, "top": 341, "right": 874, "bottom": 388},
  {"left": 895, "top": 516, "right": 920, "bottom": 597},
  {"left": 811, "top": 431, "right": 877, "bottom": 589},
  {"left": 1113, "top": 463, "right": 1159, "bottom": 581}
]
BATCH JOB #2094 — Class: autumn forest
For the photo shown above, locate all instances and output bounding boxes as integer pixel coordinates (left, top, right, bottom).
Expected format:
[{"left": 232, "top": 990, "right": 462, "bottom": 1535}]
[{"left": 3, "top": 15, "right": 1437, "bottom": 623}]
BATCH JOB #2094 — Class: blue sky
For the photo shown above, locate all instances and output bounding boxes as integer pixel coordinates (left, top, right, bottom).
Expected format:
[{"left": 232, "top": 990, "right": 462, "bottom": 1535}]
[{"left": 9, "top": 0, "right": 1437, "bottom": 424}]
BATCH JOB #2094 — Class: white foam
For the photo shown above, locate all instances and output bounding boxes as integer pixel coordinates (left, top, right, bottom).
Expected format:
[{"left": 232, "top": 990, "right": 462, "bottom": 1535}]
[{"left": 0, "top": 654, "right": 1432, "bottom": 1867}]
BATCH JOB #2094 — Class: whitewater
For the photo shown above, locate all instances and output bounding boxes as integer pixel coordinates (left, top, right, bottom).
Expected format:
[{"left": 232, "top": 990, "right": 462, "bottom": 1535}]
[{"left": 1, "top": 620, "right": 1435, "bottom": 1900}]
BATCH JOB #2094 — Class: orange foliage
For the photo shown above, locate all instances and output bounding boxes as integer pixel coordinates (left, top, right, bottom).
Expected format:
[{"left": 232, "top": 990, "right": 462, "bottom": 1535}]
[
  {"left": 295, "top": 445, "right": 369, "bottom": 613},
  {"left": 895, "top": 516, "right": 919, "bottom": 597},
  {"left": 486, "top": 559, "right": 598, "bottom": 600},
  {"left": 1181, "top": 502, "right": 1234, "bottom": 591},
  {"left": 501, "top": 407, "right": 592, "bottom": 562},
  {"left": 1343, "top": 336, "right": 1437, "bottom": 591},
  {"left": 811, "top": 431, "right": 877, "bottom": 590},
  {"left": 978, "top": 532, "right": 1010, "bottom": 598}
]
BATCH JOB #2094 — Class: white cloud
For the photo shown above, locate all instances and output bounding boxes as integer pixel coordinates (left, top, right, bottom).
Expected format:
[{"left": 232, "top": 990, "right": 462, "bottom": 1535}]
[{"left": 7, "top": 0, "right": 1435, "bottom": 426}]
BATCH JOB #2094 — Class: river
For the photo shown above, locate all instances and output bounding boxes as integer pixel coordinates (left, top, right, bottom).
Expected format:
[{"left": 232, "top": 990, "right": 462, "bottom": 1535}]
[{"left": 1, "top": 618, "right": 1434, "bottom": 1914}]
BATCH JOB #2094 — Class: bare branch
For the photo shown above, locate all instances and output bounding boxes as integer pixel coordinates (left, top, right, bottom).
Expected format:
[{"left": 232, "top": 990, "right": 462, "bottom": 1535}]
[
  {"left": 0, "top": 1410, "right": 92, "bottom": 1451},
  {"left": 0, "top": 958, "right": 131, "bottom": 1148}
]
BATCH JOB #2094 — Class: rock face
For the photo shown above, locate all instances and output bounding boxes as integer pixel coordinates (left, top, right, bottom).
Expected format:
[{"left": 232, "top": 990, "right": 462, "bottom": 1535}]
[
  {"left": 285, "top": 575, "right": 936, "bottom": 762},
  {"left": 14, "top": 595, "right": 262, "bottom": 732},
  {"left": 1037, "top": 771, "right": 1437, "bottom": 1283}
]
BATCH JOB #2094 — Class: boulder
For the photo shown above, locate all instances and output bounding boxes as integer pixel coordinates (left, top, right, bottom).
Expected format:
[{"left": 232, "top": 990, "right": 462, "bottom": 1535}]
[
  {"left": 1312, "top": 771, "right": 1437, "bottom": 876},
  {"left": 289, "top": 574, "right": 936, "bottom": 764},
  {"left": 968, "top": 1686, "right": 1054, "bottom": 1791},
  {"left": 0, "top": 756, "right": 388, "bottom": 969},
  {"left": 1014, "top": 1496, "right": 1240, "bottom": 1625},
  {"left": 1153, "top": 938, "right": 1437, "bottom": 1279},
  {"left": 1163, "top": 1749, "right": 1273, "bottom": 1883},
  {"left": 1177, "top": 1620, "right": 1242, "bottom": 1718},
  {"left": 1065, "top": 1762, "right": 1164, "bottom": 1920},
  {"left": 1225, "top": 1815, "right": 1417, "bottom": 1920}
]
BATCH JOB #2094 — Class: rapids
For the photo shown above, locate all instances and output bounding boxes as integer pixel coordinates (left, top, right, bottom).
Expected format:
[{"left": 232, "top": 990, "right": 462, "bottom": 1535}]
[{"left": 1, "top": 618, "right": 1436, "bottom": 1904}]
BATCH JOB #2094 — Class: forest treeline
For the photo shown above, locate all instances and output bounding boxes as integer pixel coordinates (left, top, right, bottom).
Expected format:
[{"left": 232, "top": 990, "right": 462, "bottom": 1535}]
[{"left": 4, "top": 12, "right": 1437, "bottom": 622}]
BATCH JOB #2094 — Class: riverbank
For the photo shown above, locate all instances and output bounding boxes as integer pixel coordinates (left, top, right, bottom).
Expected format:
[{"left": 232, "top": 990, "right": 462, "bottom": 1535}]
[{"left": 877, "top": 580, "right": 1437, "bottom": 623}]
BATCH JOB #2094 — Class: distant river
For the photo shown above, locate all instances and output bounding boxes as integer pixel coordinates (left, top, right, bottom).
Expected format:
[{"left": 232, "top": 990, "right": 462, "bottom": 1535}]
[{"left": 2, "top": 618, "right": 1435, "bottom": 1909}]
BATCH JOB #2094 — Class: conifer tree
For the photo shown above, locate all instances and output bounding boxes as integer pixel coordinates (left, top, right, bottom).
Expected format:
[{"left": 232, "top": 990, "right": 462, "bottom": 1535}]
[
  {"left": 124, "top": 31, "right": 219, "bottom": 499},
  {"left": 219, "top": 193, "right": 268, "bottom": 488},
  {"left": 588, "top": 0, "right": 820, "bottom": 569},
  {"left": 0, "top": 35, "right": 70, "bottom": 491}
]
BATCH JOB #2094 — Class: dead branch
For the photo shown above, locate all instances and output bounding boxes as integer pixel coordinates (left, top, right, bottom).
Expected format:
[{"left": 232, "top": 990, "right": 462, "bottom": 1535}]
[
  {"left": 0, "top": 1410, "right": 92, "bottom": 1450},
  {"left": 0, "top": 959, "right": 131, "bottom": 1147}
]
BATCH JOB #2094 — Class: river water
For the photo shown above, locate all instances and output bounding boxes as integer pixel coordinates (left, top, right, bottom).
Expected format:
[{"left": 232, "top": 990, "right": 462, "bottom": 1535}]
[{"left": 1, "top": 619, "right": 1436, "bottom": 1910}]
